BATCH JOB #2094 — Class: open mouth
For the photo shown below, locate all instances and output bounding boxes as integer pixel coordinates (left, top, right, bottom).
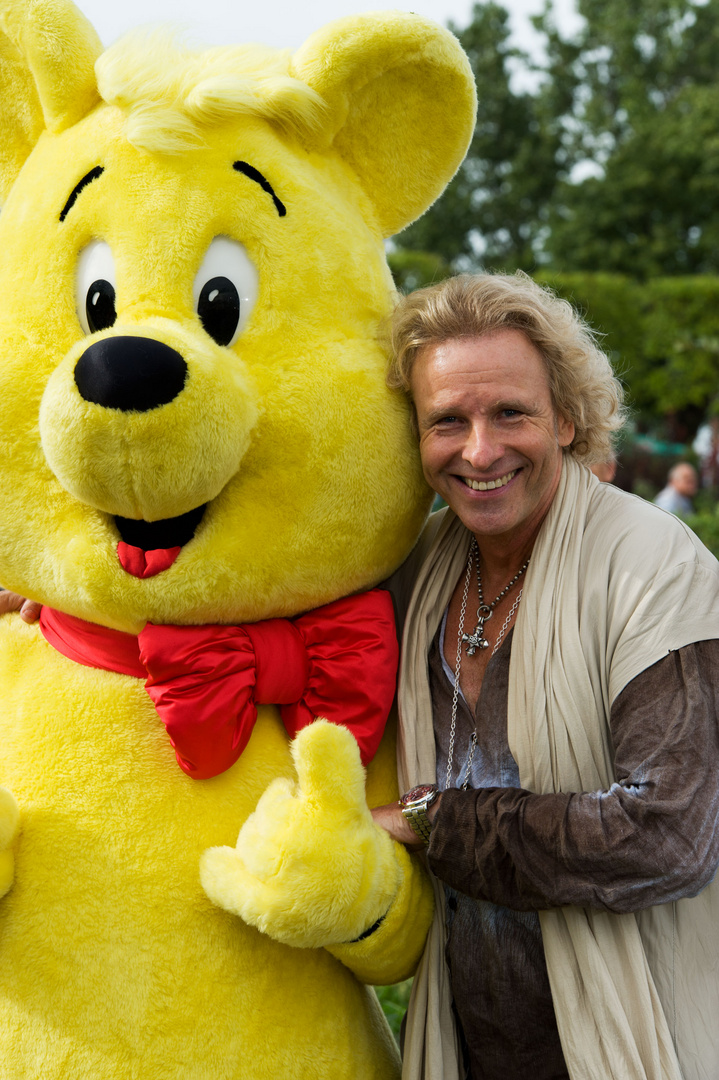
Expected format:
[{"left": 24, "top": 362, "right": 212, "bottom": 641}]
[
  {"left": 462, "top": 469, "right": 518, "bottom": 492},
  {"left": 114, "top": 504, "right": 206, "bottom": 579}
]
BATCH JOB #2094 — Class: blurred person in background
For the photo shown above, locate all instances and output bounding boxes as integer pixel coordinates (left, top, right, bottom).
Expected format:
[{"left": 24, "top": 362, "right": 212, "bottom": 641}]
[
  {"left": 653, "top": 461, "right": 698, "bottom": 515},
  {"left": 589, "top": 457, "right": 617, "bottom": 483}
]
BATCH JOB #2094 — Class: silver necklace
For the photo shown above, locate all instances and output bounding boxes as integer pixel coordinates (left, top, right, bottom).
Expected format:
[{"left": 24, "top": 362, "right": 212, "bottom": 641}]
[
  {"left": 445, "top": 540, "right": 528, "bottom": 791},
  {"left": 461, "top": 539, "right": 529, "bottom": 656}
]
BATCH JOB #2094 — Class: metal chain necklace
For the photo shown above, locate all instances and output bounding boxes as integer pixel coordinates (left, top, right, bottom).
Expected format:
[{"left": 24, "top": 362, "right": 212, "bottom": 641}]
[
  {"left": 445, "top": 539, "right": 529, "bottom": 791},
  {"left": 461, "top": 539, "right": 529, "bottom": 656}
]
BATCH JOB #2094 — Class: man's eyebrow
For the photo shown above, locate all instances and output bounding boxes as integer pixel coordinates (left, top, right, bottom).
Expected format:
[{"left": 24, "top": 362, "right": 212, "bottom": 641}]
[
  {"left": 495, "top": 399, "right": 541, "bottom": 413},
  {"left": 59, "top": 166, "right": 105, "bottom": 223},
  {"left": 421, "top": 406, "right": 461, "bottom": 427},
  {"left": 233, "top": 161, "right": 286, "bottom": 217}
]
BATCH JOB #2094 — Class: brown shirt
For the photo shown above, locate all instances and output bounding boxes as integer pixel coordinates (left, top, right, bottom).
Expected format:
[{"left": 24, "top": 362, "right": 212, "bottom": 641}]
[{"left": 427, "top": 627, "right": 719, "bottom": 1080}]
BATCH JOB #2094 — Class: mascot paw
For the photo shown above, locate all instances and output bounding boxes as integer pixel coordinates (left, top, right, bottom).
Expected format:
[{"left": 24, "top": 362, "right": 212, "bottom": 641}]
[
  {"left": 0, "top": 788, "right": 19, "bottom": 898},
  {"left": 200, "top": 720, "right": 400, "bottom": 948}
]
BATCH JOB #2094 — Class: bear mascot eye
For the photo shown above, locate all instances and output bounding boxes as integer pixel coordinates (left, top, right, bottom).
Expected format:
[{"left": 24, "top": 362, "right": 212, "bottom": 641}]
[
  {"left": 193, "top": 237, "right": 258, "bottom": 347},
  {"left": 76, "top": 240, "right": 117, "bottom": 335}
]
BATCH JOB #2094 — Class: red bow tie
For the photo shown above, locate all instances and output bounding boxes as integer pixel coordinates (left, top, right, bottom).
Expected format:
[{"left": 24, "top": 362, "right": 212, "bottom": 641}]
[{"left": 39, "top": 591, "right": 398, "bottom": 779}]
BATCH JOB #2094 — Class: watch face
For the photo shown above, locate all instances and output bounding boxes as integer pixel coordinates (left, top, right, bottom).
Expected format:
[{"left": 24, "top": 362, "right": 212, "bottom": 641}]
[{"left": 401, "top": 784, "right": 437, "bottom": 807}]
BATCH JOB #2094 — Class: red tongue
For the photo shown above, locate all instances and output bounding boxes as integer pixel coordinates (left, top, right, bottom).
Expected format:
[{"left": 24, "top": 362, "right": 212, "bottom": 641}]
[{"left": 118, "top": 542, "right": 182, "bottom": 579}]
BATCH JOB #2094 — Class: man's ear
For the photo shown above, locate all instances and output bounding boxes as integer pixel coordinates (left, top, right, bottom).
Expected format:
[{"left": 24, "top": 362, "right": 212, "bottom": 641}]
[
  {"left": 557, "top": 414, "right": 576, "bottom": 448},
  {"left": 0, "top": 0, "right": 102, "bottom": 201},
  {"left": 291, "top": 13, "right": 477, "bottom": 238}
]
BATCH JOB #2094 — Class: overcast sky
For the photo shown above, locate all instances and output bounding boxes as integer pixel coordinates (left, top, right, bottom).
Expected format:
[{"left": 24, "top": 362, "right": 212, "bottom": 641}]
[{"left": 74, "top": 0, "right": 582, "bottom": 56}]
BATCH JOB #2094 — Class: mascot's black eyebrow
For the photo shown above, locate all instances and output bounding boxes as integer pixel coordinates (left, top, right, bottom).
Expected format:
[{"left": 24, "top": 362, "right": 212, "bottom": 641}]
[
  {"left": 59, "top": 166, "right": 105, "bottom": 223},
  {"left": 233, "top": 161, "right": 286, "bottom": 217}
]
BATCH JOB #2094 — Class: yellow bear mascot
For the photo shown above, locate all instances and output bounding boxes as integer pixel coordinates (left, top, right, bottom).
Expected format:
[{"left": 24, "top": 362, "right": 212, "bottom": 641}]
[{"left": 0, "top": 2, "right": 476, "bottom": 1076}]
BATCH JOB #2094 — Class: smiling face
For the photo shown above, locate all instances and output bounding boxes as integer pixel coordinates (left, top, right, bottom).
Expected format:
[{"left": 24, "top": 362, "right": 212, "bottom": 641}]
[
  {"left": 0, "top": 106, "right": 430, "bottom": 631},
  {"left": 410, "top": 330, "right": 575, "bottom": 552}
]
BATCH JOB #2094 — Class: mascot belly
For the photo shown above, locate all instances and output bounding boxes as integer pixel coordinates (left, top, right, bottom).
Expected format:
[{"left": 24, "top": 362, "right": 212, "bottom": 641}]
[
  {"left": 0, "top": 633, "right": 401, "bottom": 1077},
  {"left": 0, "top": 2, "right": 476, "bottom": 1076}
]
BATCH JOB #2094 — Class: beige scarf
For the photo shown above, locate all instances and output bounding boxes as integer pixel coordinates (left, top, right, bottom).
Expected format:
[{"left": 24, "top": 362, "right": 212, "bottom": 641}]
[{"left": 397, "top": 455, "right": 719, "bottom": 1080}]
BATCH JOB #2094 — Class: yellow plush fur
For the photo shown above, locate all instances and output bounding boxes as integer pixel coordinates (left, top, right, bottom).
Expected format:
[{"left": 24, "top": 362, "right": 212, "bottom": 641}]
[
  {"left": 0, "top": 623, "right": 420, "bottom": 1078},
  {"left": 96, "top": 33, "right": 327, "bottom": 153},
  {"left": 0, "top": 1, "right": 476, "bottom": 1076}
]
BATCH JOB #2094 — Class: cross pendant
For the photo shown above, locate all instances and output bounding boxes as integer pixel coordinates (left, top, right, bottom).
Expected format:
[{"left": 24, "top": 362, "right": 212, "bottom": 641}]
[{"left": 462, "top": 621, "right": 490, "bottom": 656}]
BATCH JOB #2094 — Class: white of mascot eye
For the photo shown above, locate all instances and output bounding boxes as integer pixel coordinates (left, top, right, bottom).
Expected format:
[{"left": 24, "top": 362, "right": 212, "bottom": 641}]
[
  {"left": 192, "top": 237, "right": 258, "bottom": 347},
  {"left": 76, "top": 239, "right": 117, "bottom": 335}
]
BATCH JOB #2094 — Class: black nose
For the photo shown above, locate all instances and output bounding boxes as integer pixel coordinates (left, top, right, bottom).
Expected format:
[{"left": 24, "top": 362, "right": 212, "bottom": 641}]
[{"left": 74, "top": 336, "right": 188, "bottom": 412}]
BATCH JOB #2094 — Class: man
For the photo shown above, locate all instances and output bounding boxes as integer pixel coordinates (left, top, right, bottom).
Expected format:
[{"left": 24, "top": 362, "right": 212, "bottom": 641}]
[
  {"left": 653, "top": 461, "right": 698, "bottom": 515},
  {"left": 373, "top": 273, "right": 719, "bottom": 1080}
]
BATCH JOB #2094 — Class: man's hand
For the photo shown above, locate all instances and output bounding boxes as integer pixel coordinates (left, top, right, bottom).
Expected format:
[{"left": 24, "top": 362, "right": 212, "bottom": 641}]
[
  {"left": 0, "top": 592, "right": 41, "bottom": 623},
  {"left": 200, "top": 720, "right": 403, "bottom": 949},
  {"left": 371, "top": 794, "right": 442, "bottom": 849}
]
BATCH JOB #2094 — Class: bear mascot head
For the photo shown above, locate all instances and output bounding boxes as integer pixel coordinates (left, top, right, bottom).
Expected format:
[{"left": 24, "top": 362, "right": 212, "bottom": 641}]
[{"left": 0, "top": 2, "right": 476, "bottom": 1076}]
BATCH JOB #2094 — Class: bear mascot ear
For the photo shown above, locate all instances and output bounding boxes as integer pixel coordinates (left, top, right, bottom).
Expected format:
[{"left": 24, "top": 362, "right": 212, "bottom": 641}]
[
  {"left": 291, "top": 12, "right": 477, "bottom": 238},
  {"left": 0, "top": 0, "right": 102, "bottom": 200}
]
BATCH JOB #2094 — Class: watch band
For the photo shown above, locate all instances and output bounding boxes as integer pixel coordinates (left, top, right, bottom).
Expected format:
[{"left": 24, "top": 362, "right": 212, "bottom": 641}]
[
  {"left": 401, "top": 804, "right": 435, "bottom": 844},
  {"left": 399, "top": 784, "right": 440, "bottom": 845}
]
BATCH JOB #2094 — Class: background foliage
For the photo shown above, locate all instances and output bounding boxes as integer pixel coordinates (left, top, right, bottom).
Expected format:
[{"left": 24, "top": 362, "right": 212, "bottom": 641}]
[
  {"left": 375, "top": 980, "right": 413, "bottom": 1042},
  {"left": 398, "top": 0, "right": 719, "bottom": 278},
  {"left": 537, "top": 273, "right": 719, "bottom": 435},
  {"left": 389, "top": 0, "right": 719, "bottom": 445}
]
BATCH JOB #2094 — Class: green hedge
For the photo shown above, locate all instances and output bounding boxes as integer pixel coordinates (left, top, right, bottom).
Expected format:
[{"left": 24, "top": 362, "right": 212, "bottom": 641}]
[
  {"left": 538, "top": 272, "right": 719, "bottom": 419},
  {"left": 388, "top": 249, "right": 719, "bottom": 424},
  {"left": 387, "top": 250, "right": 451, "bottom": 293},
  {"left": 683, "top": 506, "right": 719, "bottom": 558}
]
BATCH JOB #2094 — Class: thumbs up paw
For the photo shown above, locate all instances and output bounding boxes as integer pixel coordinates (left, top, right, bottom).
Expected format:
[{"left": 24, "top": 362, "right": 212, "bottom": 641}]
[{"left": 200, "top": 721, "right": 400, "bottom": 949}]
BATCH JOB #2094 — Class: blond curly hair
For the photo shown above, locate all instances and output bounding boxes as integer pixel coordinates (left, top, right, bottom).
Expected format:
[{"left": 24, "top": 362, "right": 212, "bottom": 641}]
[{"left": 387, "top": 272, "right": 626, "bottom": 464}]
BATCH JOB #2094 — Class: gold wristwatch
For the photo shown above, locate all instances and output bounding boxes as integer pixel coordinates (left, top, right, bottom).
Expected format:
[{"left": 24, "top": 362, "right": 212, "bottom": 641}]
[{"left": 399, "top": 784, "right": 440, "bottom": 844}]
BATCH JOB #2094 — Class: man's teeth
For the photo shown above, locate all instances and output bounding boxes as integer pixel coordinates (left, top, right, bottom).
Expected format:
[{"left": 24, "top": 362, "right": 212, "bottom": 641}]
[{"left": 463, "top": 470, "right": 517, "bottom": 491}]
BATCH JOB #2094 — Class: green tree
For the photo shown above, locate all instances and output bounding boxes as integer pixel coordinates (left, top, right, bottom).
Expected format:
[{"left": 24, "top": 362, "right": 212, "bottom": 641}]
[
  {"left": 542, "top": 0, "right": 719, "bottom": 276},
  {"left": 394, "top": 0, "right": 719, "bottom": 280},
  {"left": 395, "top": 1, "right": 567, "bottom": 272}
]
